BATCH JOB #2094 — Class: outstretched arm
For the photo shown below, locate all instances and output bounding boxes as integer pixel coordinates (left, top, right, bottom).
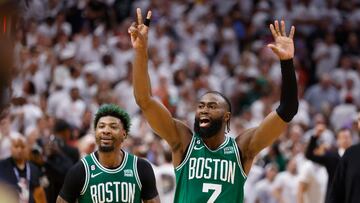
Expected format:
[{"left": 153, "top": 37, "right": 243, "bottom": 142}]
[
  {"left": 237, "top": 20, "right": 298, "bottom": 173},
  {"left": 129, "top": 9, "right": 191, "bottom": 160}
]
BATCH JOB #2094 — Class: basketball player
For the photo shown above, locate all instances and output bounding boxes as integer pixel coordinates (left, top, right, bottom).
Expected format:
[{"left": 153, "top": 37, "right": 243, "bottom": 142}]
[
  {"left": 129, "top": 8, "right": 298, "bottom": 203},
  {"left": 56, "top": 104, "right": 159, "bottom": 203}
]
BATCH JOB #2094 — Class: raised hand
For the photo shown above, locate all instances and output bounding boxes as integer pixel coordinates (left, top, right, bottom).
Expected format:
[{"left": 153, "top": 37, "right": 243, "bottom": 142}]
[
  {"left": 128, "top": 8, "right": 152, "bottom": 50},
  {"left": 268, "top": 20, "right": 295, "bottom": 60}
]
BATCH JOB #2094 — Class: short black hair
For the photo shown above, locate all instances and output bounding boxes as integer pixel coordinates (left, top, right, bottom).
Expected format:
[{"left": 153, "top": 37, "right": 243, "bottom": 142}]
[
  {"left": 203, "top": 91, "right": 232, "bottom": 113},
  {"left": 54, "top": 119, "right": 72, "bottom": 133},
  {"left": 94, "top": 104, "right": 131, "bottom": 133}
]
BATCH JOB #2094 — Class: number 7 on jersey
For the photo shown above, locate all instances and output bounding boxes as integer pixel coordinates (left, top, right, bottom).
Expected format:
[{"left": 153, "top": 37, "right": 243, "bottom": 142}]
[{"left": 202, "top": 183, "right": 222, "bottom": 203}]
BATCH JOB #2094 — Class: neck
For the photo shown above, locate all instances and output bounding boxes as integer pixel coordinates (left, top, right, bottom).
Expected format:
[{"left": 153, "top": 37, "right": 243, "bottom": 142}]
[
  {"left": 13, "top": 158, "right": 26, "bottom": 170},
  {"left": 98, "top": 149, "right": 123, "bottom": 168},
  {"left": 202, "top": 134, "right": 226, "bottom": 150}
]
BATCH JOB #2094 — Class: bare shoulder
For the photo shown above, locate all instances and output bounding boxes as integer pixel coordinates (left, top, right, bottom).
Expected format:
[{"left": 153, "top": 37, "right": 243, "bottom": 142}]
[
  {"left": 173, "top": 119, "right": 192, "bottom": 151},
  {"left": 235, "top": 127, "right": 258, "bottom": 174},
  {"left": 171, "top": 119, "right": 193, "bottom": 166},
  {"left": 236, "top": 127, "right": 257, "bottom": 154}
]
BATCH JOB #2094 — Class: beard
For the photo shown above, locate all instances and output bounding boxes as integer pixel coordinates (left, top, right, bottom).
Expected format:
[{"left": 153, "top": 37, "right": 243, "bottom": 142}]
[
  {"left": 194, "top": 117, "right": 223, "bottom": 139},
  {"left": 99, "top": 145, "right": 114, "bottom": 152},
  {"left": 96, "top": 137, "right": 116, "bottom": 152}
]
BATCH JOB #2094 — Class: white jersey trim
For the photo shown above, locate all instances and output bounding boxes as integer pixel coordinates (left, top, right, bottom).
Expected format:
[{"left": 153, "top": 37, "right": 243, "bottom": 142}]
[
  {"left": 176, "top": 135, "right": 196, "bottom": 171},
  {"left": 232, "top": 140, "right": 247, "bottom": 178},
  {"left": 80, "top": 158, "right": 90, "bottom": 195},
  {"left": 133, "top": 156, "right": 142, "bottom": 189},
  {"left": 90, "top": 151, "right": 128, "bottom": 173}
]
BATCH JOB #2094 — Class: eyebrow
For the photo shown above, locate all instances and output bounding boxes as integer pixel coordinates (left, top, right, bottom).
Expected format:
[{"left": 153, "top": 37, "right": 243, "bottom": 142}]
[
  {"left": 199, "top": 101, "right": 218, "bottom": 105},
  {"left": 98, "top": 122, "right": 120, "bottom": 125}
]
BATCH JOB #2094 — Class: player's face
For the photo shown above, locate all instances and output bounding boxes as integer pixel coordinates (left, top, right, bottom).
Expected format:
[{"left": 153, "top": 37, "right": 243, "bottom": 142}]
[
  {"left": 194, "top": 94, "right": 229, "bottom": 138},
  {"left": 95, "top": 116, "right": 126, "bottom": 152}
]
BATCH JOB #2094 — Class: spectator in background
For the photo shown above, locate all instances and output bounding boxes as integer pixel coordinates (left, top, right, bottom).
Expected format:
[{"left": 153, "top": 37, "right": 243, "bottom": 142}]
[
  {"left": 329, "top": 112, "right": 360, "bottom": 203},
  {"left": 330, "top": 95, "right": 357, "bottom": 131},
  {"left": 254, "top": 163, "right": 279, "bottom": 203},
  {"left": 304, "top": 74, "right": 340, "bottom": 115},
  {"left": 40, "top": 119, "right": 79, "bottom": 203},
  {"left": 297, "top": 159, "right": 328, "bottom": 203},
  {"left": 0, "top": 115, "right": 22, "bottom": 160},
  {"left": 154, "top": 150, "right": 176, "bottom": 203},
  {"left": 273, "top": 157, "right": 299, "bottom": 203},
  {"left": 305, "top": 125, "right": 352, "bottom": 203},
  {"left": 0, "top": 135, "right": 47, "bottom": 203},
  {"left": 312, "top": 32, "right": 341, "bottom": 78}
]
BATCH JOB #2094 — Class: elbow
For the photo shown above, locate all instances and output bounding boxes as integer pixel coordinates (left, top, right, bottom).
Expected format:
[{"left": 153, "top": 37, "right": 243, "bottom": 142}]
[
  {"left": 134, "top": 94, "right": 151, "bottom": 109},
  {"left": 276, "top": 101, "right": 298, "bottom": 122}
]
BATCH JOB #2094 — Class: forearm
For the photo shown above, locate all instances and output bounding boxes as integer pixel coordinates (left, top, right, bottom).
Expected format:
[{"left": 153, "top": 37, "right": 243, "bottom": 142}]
[
  {"left": 276, "top": 59, "right": 298, "bottom": 122},
  {"left": 133, "top": 49, "right": 152, "bottom": 106}
]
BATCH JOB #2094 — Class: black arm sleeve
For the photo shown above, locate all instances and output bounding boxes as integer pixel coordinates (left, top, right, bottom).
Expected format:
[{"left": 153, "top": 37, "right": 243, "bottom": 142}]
[
  {"left": 305, "top": 136, "right": 329, "bottom": 165},
  {"left": 276, "top": 59, "right": 298, "bottom": 122},
  {"left": 58, "top": 161, "right": 85, "bottom": 203},
  {"left": 137, "top": 158, "right": 159, "bottom": 200}
]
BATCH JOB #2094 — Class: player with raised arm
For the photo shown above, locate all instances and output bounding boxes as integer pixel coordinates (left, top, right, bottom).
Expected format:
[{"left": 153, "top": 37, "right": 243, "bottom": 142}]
[{"left": 129, "top": 8, "right": 298, "bottom": 203}]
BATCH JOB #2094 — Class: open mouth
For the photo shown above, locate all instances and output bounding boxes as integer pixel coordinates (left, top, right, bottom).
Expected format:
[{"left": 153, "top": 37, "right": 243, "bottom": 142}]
[{"left": 199, "top": 118, "right": 211, "bottom": 127}]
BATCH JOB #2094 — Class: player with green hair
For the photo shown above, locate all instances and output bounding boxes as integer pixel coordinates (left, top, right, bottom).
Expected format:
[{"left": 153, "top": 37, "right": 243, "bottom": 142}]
[{"left": 57, "top": 104, "right": 160, "bottom": 203}]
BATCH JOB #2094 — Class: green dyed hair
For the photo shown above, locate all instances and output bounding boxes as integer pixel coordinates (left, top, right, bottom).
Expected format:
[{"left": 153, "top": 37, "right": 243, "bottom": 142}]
[{"left": 94, "top": 104, "right": 131, "bottom": 133}]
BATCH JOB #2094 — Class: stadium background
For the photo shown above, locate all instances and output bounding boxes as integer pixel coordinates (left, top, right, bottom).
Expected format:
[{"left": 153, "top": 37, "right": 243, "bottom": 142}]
[{"left": 1, "top": 0, "right": 360, "bottom": 202}]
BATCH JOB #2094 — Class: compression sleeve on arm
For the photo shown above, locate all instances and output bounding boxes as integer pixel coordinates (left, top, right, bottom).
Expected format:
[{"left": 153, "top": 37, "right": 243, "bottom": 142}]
[
  {"left": 58, "top": 161, "right": 85, "bottom": 203},
  {"left": 276, "top": 59, "right": 298, "bottom": 122},
  {"left": 137, "top": 158, "right": 159, "bottom": 200}
]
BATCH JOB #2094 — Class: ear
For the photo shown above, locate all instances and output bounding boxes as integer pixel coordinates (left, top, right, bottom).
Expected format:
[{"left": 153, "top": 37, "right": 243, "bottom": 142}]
[
  {"left": 224, "top": 112, "right": 231, "bottom": 122},
  {"left": 123, "top": 132, "right": 128, "bottom": 139}
]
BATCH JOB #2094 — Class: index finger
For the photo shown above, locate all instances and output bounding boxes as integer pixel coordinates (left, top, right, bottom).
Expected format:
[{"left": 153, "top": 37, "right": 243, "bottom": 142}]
[{"left": 137, "top": 8, "right": 143, "bottom": 25}]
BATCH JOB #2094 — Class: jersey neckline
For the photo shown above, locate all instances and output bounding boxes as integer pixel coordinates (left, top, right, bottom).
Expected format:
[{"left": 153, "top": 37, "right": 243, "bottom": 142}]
[
  {"left": 90, "top": 150, "right": 128, "bottom": 173},
  {"left": 199, "top": 136, "right": 230, "bottom": 152}
]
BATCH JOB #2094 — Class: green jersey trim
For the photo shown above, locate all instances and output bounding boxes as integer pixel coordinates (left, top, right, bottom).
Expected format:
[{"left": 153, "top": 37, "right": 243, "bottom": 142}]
[
  {"left": 80, "top": 158, "right": 90, "bottom": 195},
  {"left": 232, "top": 140, "right": 247, "bottom": 178},
  {"left": 133, "top": 156, "right": 142, "bottom": 189},
  {"left": 203, "top": 136, "right": 230, "bottom": 152},
  {"left": 175, "top": 136, "right": 196, "bottom": 171},
  {"left": 90, "top": 151, "right": 128, "bottom": 173}
]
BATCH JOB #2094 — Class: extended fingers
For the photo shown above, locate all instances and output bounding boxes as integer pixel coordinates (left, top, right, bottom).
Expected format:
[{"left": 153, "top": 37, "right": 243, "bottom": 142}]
[
  {"left": 137, "top": 8, "right": 143, "bottom": 25},
  {"left": 275, "top": 20, "right": 281, "bottom": 36},
  {"left": 281, "top": 20, "right": 286, "bottom": 36},
  {"left": 146, "top": 10, "right": 152, "bottom": 19},
  {"left": 270, "top": 24, "right": 278, "bottom": 39},
  {"left": 289, "top": 26, "right": 295, "bottom": 39},
  {"left": 144, "top": 10, "right": 152, "bottom": 27},
  {"left": 271, "top": 20, "right": 295, "bottom": 38}
]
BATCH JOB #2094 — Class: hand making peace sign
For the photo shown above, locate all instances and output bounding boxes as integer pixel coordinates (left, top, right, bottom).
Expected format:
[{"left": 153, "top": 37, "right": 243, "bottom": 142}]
[
  {"left": 128, "top": 8, "right": 152, "bottom": 50},
  {"left": 268, "top": 20, "right": 295, "bottom": 60}
]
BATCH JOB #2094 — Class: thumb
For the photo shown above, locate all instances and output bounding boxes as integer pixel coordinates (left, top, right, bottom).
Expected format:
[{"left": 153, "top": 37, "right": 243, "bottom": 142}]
[{"left": 267, "top": 44, "right": 281, "bottom": 56}]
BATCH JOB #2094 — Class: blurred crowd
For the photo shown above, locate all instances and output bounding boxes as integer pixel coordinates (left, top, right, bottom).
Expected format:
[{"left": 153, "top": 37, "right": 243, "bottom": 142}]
[{"left": 0, "top": 0, "right": 360, "bottom": 202}]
